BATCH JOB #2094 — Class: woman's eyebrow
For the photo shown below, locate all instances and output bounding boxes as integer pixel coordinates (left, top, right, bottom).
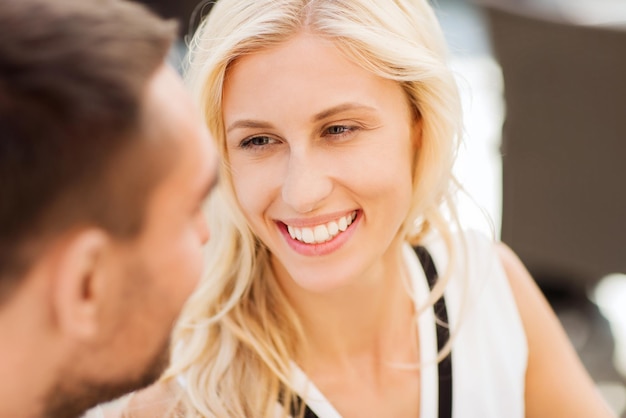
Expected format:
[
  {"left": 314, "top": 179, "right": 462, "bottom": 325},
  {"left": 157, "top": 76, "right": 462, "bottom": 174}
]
[
  {"left": 226, "top": 104, "right": 377, "bottom": 133},
  {"left": 311, "top": 103, "right": 377, "bottom": 122},
  {"left": 226, "top": 119, "right": 274, "bottom": 134}
]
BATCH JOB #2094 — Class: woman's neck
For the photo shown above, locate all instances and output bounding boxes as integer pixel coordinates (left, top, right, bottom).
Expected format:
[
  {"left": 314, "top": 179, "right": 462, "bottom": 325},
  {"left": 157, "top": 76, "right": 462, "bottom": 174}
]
[{"left": 275, "top": 239, "right": 418, "bottom": 370}]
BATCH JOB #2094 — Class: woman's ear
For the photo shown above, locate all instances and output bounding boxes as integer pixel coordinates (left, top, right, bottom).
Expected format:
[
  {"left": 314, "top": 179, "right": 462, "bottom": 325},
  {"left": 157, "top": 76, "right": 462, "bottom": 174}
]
[{"left": 51, "top": 229, "right": 110, "bottom": 340}]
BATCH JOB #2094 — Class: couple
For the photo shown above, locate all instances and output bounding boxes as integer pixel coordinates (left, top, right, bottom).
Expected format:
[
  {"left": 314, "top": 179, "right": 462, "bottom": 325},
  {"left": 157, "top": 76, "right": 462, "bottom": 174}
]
[{"left": 0, "top": 0, "right": 613, "bottom": 417}]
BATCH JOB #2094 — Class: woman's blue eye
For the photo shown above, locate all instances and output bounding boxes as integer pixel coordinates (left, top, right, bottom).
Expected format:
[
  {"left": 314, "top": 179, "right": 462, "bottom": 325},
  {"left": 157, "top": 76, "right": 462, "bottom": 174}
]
[
  {"left": 241, "top": 136, "right": 272, "bottom": 148},
  {"left": 327, "top": 125, "right": 350, "bottom": 135},
  {"left": 251, "top": 136, "right": 270, "bottom": 146}
]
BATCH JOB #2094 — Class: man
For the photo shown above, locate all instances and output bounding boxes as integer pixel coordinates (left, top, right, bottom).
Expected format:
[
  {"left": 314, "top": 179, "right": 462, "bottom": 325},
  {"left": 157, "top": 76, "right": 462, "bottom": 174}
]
[{"left": 0, "top": 0, "right": 218, "bottom": 417}]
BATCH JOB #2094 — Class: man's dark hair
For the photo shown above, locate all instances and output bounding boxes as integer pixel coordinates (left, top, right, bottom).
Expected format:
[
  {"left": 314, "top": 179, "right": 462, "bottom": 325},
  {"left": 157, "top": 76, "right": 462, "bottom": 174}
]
[{"left": 0, "top": 0, "right": 177, "bottom": 298}]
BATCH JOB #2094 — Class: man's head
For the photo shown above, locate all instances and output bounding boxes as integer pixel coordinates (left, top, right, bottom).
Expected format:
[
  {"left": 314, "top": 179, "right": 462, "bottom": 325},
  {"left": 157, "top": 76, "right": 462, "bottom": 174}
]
[{"left": 0, "top": 0, "right": 218, "bottom": 416}]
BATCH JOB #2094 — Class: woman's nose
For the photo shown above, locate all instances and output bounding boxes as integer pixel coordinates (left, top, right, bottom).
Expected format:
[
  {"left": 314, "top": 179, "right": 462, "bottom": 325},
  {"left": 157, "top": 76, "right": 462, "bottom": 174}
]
[{"left": 281, "top": 148, "right": 333, "bottom": 214}]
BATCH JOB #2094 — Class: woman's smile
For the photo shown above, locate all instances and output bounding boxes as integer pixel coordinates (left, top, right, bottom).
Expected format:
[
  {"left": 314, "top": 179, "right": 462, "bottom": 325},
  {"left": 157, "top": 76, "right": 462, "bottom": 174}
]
[
  {"left": 277, "top": 210, "right": 360, "bottom": 256},
  {"left": 284, "top": 210, "right": 357, "bottom": 244}
]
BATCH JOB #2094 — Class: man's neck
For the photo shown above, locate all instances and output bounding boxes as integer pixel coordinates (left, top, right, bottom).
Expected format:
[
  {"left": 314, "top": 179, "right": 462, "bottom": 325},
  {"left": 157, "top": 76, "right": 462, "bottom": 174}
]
[
  {"left": 0, "top": 342, "right": 50, "bottom": 418},
  {"left": 0, "top": 292, "right": 58, "bottom": 418}
]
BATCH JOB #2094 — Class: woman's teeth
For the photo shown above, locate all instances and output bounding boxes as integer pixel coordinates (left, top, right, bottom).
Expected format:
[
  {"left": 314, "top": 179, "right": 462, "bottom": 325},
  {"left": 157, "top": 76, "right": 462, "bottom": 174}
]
[{"left": 286, "top": 211, "right": 357, "bottom": 244}]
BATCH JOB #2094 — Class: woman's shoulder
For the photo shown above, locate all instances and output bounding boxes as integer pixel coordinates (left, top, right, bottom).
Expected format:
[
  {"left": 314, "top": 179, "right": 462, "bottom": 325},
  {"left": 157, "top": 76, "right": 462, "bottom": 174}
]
[{"left": 493, "top": 242, "right": 616, "bottom": 417}]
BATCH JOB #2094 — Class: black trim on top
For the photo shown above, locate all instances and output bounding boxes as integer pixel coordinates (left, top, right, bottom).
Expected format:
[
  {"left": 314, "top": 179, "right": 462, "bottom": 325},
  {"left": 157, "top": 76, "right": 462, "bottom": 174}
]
[
  {"left": 279, "top": 246, "right": 452, "bottom": 418},
  {"left": 414, "top": 246, "right": 453, "bottom": 418}
]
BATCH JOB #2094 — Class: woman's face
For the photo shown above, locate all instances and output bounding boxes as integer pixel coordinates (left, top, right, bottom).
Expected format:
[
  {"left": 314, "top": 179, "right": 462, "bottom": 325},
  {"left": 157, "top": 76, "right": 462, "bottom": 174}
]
[{"left": 223, "top": 33, "right": 418, "bottom": 292}]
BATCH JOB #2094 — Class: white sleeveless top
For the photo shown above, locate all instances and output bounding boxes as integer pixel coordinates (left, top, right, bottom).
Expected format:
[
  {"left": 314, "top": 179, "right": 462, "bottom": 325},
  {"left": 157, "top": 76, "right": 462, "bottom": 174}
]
[{"left": 288, "top": 230, "right": 528, "bottom": 418}]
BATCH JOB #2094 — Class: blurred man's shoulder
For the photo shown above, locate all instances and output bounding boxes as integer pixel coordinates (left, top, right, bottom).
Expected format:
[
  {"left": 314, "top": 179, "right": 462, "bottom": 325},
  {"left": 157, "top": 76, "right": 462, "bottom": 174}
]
[{"left": 85, "top": 380, "right": 183, "bottom": 418}]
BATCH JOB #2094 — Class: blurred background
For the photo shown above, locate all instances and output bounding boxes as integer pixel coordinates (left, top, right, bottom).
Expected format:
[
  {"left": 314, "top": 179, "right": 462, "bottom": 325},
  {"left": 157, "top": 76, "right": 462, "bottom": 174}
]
[
  {"left": 433, "top": 1, "right": 626, "bottom": 416},
  {"left": 136, "top": 0, "right": 626, "bottom": 415}
]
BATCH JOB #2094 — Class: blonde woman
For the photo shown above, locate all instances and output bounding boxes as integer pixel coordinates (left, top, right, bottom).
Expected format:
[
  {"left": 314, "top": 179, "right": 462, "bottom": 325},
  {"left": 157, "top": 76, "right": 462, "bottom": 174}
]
[{"left": 122, "top": 0, "right": 614, "bottom": 417}]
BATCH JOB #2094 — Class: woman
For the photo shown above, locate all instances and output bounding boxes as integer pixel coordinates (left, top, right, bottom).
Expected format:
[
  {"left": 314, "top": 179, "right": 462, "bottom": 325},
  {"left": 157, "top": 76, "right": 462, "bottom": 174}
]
[{"left": 123, "top": 0, "right": 614, "bottom": 417}]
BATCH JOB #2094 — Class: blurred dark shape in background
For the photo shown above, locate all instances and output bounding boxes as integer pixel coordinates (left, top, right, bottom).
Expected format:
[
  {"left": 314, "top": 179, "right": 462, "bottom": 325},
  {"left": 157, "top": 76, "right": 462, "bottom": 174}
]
[
  {"left": 476, "top": 0, "right": 626, "bottom": 298},
  {"left": 132, "top": 0, "right": 216, "bottom": 72},
  {"left": 133, "top": 0, "right": 200, "bottom": 37},
  {"left": 472, "top": 1, "right": 626, "bottom": 415}
]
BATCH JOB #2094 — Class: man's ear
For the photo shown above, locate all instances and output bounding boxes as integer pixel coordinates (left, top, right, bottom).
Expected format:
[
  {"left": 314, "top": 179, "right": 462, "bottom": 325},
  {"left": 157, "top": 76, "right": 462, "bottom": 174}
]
[{"left": 51, "top": 229, "right": 110, "bottom": 340}]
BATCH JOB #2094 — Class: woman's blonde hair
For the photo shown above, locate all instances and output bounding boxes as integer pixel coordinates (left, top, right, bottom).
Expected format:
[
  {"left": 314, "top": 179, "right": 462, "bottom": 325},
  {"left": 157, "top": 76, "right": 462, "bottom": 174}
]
[{"left": 165, "top": 0, "right": 463, "bottom": 416}]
